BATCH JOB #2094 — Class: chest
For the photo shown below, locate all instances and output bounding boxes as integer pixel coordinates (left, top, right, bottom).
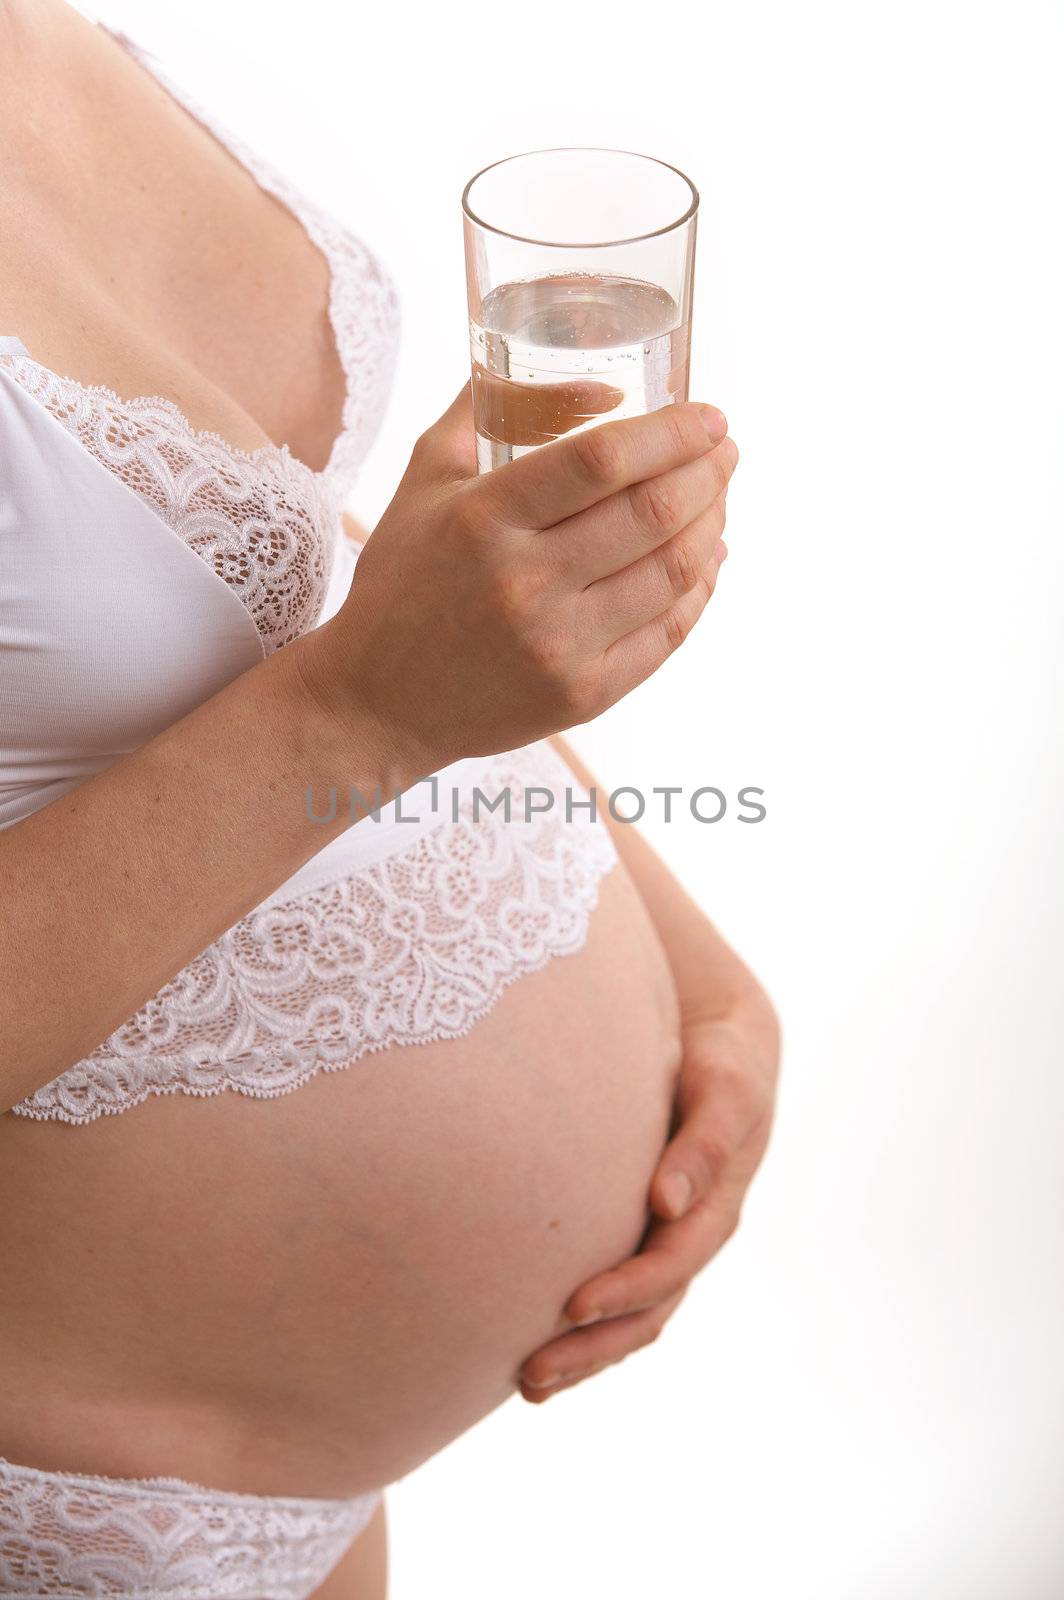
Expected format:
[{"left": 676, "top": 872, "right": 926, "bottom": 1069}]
[{"left": 1, "top": 24, "right": 347, "bottom": 475}]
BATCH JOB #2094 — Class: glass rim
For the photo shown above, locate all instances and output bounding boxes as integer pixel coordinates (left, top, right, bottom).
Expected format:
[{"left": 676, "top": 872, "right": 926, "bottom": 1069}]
[{"left": 461, "top": 146, "right": 699, "bottom": 249}]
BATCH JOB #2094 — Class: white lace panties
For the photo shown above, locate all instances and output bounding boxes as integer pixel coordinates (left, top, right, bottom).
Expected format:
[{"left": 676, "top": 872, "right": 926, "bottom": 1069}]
[
  {"left": 10, "top": 741, "right": 618, "bottom": 1125},
  {"left": 0, "top": 1454, "right": 379, "bottom": 1598}
]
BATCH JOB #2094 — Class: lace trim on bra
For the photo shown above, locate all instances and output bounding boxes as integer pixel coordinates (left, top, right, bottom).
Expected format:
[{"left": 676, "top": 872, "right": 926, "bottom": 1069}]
[
  {"left": 0, "top": 21, "right": 401, "bottom": 651},
  {"left": 10, "top": 744, "right": 619, "bottom": 1127},
  {"left": 0, "top": 348, "right": 337, "bottom": 657},
  {"left": 0, "top": 1453, "right": 379, "bottom": 1599}
]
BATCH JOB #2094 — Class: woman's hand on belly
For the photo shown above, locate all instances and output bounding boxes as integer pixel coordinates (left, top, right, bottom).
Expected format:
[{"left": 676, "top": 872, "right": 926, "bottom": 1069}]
[{"left": 517, "top": 975, "right": 780, "bottom": 1402}]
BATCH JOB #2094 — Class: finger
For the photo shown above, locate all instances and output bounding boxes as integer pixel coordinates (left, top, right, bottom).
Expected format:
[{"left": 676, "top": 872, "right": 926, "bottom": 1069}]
[
  {"left": 520, "top": 1361, "right": 612, "bottom": 1403},
  {"left": 481, "top": 399, "right": 729, "bottom": 529},
  {"left": 471, "top": 362, "right": 625, "bottom": 446},
  {"left": 651, "top": 1102, "right": 762, "bottom": 1225},
  {"left": 562, "top": 1195, "right": 742, "bottom": 1327},
  {"left": 549, "top": 432, "right": 736, "bottom": 588},
  {"left": 582, "top": 495, "right": 727, "bottom": 647},
  {"left": 519, "top": 1287, "right": 687, "bottom": 1400},
  {"left": 652, "top": 1046, "right": 771, "bottom": 1222},
  {"left": 598, "top": 551, "right": 720, "bottom": 703}
]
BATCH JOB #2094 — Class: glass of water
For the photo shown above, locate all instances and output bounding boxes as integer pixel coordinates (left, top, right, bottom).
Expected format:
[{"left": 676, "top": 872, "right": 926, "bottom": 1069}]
[{"left": 462, "top": 147, "right": 698, "bottom": 475}]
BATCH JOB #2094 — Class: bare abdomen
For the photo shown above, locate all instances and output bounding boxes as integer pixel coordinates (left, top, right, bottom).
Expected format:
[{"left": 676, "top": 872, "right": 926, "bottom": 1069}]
[{"left": 0, "top": 861, "right": 682, "bottom": 1498}]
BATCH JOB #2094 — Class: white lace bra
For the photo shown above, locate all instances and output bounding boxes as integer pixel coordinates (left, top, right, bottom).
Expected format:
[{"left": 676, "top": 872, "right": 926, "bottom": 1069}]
[{"left": 0, "top": 20, "right": 618, "bottom": 1127}]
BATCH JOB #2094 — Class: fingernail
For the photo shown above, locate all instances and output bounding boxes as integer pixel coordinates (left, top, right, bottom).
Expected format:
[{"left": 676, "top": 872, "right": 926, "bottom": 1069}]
[
  {"left": 570, "top": 1308, "right": 603, "bottom": 1328},
  {"left": 661, "top": 1172, "right": 693, "bottom": 1217},
  {"left": 697, "top": 404, "right": 728, "bottom": 442},
  {"left": 525, "top": 1372, "right": 567, "bottom": 1390}
]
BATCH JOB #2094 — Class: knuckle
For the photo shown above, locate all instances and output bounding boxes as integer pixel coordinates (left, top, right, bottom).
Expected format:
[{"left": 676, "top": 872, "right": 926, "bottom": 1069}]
[
  {"left": 688, "top": 1130, "right": 731, "bottom": 1174},
  {"left": 522, "top": 623, "right": 568, "bottom": 673},
  {"left": 572, "top": 423, "right": 624, "bottom": 486},
  {"left": 715, "top": 1057, "right": 761, "bottom": 1108},
  {"left": 637, "top": 475, "right": 682, "bottom": 537},
  {"left": 488, "top": 572, "right": 530, "bottom": 624},
  {"left": 708, "top": 450, "right": 731, "bottom": 498},
  {"left": 661, "top": 604, "right": 690, "bottom": 654},
  {"left": 488, "top": 563, "right": 544, "bottom": 625},
  {"left": 521, "top": 632, "right": 595, "bottom": 720},
  {"left": 663, "top": 403, "right": 697, "bottom": 460},
  {"left": 656, "top": 534, "right": 699, "bottom": 598},
  {"left": 555, "top": 670, "right": 597, "bottom": 724},
  {"left": 409, "top": 428, "right": 433, "bottom": 466},
  {"left": 717, "top": 437, "right": 739, "bottom": 481},
  {"left": 662, "top": 581, "right": 711, "bottom": 654},
  {"left": 535, "top": 657, "right": 598, "bottom": 723},
  {"left": 451, "top": 486, "right": 497, "bottom": 543},
  {"left": 704, "top": 493, "right": 727, "bottom": 536},
  {"left": 412, "top": 426, "right": 471, "bottom": 488},
  {"left": 721, "top": 1205, "right": 743, "bottom": 1245}
]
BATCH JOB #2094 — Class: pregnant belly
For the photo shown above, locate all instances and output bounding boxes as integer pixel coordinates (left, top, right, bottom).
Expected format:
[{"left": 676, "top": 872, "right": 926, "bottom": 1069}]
[{"left": 0, "top": 860, "right": 682, "bottom": 1499}]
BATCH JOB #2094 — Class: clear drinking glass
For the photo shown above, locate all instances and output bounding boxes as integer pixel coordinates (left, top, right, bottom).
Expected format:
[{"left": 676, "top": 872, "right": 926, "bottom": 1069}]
[{"left": 462, "top": 147, "right": 698, "bottom": 474}]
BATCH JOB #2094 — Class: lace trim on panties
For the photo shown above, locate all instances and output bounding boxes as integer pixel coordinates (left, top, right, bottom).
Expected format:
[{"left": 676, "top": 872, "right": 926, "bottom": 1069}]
[
  {"left": 0, "top": 1454, "right": 378, "bottom": 1599},
  {"left": 10, "top": 743, "right": 620, "bottom": 1126},
  {"left": 0, "top": 1454, "right": 369, "bottom": 1512}
]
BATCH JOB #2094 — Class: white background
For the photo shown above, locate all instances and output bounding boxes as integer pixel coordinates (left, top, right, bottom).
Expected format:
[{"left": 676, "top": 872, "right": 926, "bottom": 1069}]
[{"left": 103, "top": 1, "right": 1062, "bottom": 1593}]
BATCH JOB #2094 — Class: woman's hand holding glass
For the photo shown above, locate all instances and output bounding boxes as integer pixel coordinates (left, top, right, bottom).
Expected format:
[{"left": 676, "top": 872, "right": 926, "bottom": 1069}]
[{"left": 302, "top": 380, "right": 737, "bottom": 785}]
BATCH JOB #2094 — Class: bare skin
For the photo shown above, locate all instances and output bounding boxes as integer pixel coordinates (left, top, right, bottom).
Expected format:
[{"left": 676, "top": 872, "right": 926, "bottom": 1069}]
[
  {"left": 0, "top": 0, "right": 738, "bottom": 1105},
  {"left": 0, "top": 5, "right": 778, "bottom": 1597},
  {"left": 0, "top": 0, "right": 347, "bottom": 472},
  {"left": 311, "top": 1502, "right": 387, "bottom": 1599}
]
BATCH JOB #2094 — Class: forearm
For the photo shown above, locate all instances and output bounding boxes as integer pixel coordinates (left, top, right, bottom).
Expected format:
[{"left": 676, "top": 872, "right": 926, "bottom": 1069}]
[
  {"left": 0, "top": 628, "right": 418, "bottom": 1114},
  {"left": 551, "top": 733, "right": 778, "bottom": 1033}
]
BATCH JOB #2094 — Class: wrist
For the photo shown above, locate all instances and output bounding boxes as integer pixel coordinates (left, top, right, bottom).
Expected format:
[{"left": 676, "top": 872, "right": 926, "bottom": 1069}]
[
  {"left": 279, "top": 623, "right": 437, "bottom": 810},
  {"left": 682, "top": 983, "right": 781, "bottom": 1077}
]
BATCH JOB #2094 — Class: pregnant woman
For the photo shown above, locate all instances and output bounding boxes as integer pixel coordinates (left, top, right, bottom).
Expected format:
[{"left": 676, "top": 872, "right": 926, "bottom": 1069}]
[{"left": 0, "top": 2, "right": 781, "bottom": 1595}]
